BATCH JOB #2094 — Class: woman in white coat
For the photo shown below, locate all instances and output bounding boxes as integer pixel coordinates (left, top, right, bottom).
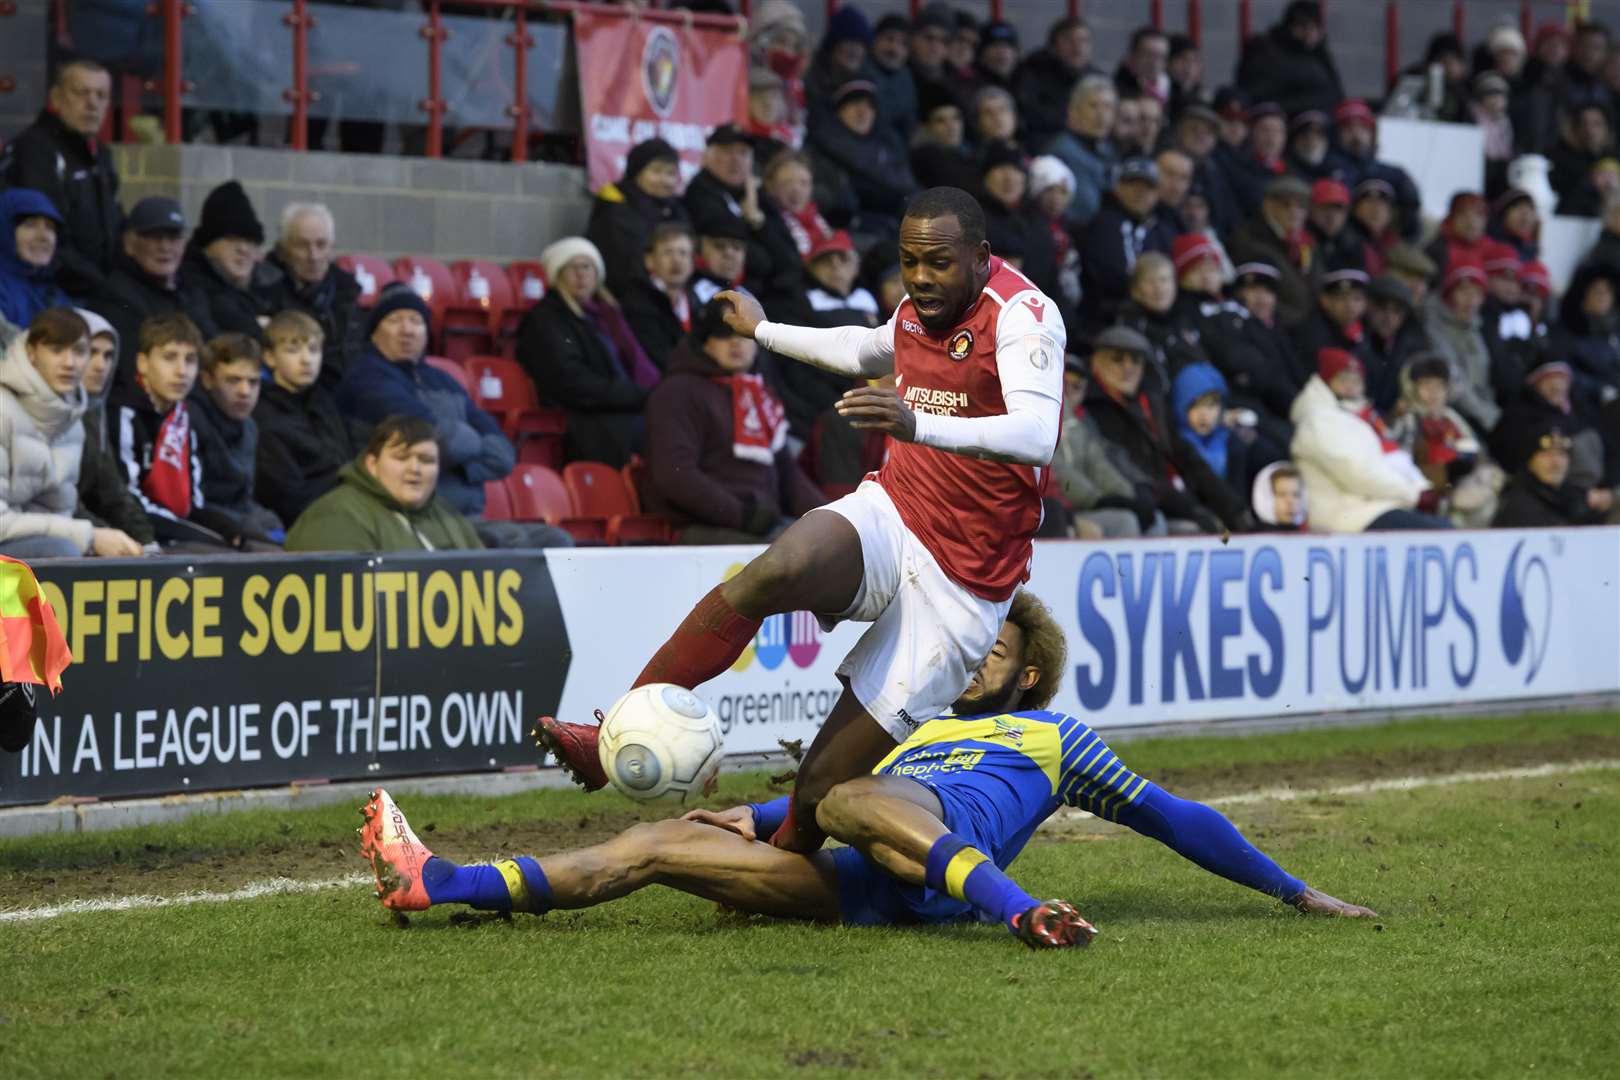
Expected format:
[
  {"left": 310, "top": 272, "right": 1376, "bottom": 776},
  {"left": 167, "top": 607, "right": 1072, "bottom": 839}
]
[
  {"left": 1289, "top": 347, "right": 1452, "bottom": 531},
  {"left": 0, "top": 307, "right": 143, "bottom": 558}
]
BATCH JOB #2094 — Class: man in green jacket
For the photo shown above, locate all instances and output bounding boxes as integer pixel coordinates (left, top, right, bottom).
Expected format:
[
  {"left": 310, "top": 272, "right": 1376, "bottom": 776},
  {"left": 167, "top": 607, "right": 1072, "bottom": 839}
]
[{"left": 285, "top": 414, "right": 483, "bottom": 552}]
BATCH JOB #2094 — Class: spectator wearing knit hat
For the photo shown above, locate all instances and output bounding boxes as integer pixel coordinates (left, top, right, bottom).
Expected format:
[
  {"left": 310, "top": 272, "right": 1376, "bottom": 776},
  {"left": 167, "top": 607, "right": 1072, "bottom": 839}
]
[
  {"left": 1492, "top": 417, "right": 1611, "bottom": 526},
  {"left": 968, "top": 20, "right": 1020, "bottom": 95},
  {"left": 586, "top": 137, "right": 690, "bottom": 299},
  {"left": 1288, "top": 346, "right": 1446, "bottom": 532},
  {"left": 1285, "top": 110, "right": 1335, "bottom": 182},
  {"left": 1328, "top": 98, "right": 1423, "bottom": 241},
  {"left": 1167, "top": 34, "right": 1205, "bottom": 117},
  {"left": 804, "top": 3, "right": 877, "bottom": 129},
  {"left": 180, "top": 181, "right": 271, "bottom": 341},
  {"left": 1422, "top": 259, "right": 1501, "bottom": 432},
  {"left": 644, "top": 300, "right": 824, "bottom": 545},
  {"left": 517, "top": 237, "right": 659, "bottom": 470},
  {"left": 338, "top": 284, "right": 518, "bottom": 526},
  {"left": 906, "top": 8, "right": 960, "bottom": 130}
]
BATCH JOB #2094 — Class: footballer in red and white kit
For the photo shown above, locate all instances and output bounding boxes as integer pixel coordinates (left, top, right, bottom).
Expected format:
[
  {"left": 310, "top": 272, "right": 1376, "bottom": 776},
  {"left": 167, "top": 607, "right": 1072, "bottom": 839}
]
[{"left": 535, "top": 188, "right": 1065, "bottom": 853}]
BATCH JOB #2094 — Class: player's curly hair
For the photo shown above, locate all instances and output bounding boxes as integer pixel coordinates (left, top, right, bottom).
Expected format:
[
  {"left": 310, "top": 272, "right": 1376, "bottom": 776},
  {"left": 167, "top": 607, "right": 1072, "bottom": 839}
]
[{"left": 1006, "top": 590, "right": 1066, "bottom": 711}]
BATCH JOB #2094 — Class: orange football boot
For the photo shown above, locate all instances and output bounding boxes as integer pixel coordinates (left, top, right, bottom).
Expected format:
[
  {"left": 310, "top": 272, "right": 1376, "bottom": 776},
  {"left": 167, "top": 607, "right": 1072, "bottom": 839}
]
[{"left": 357, "top": 788, "right": 434, "bottom": 911}]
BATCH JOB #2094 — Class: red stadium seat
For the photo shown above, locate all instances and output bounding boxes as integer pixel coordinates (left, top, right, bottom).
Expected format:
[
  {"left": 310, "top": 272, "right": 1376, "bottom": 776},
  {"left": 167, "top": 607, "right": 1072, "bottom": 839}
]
[
  {"left": 464, "top": 355, "right": 566, "bottom": 466},
  {"left": 505, "top": 464, "right": 608, "bottom": 545},
  {"left": 506, "top": 261, "right": 547, "bottom": 309},
  {"left": 483, "top": 479, "right": 514, "bottom": 521},
  {"left": 562, "top": 461, "right": 673, "bottom": 545},
  {"left": 336, "top": 254, "right": 395, "bottom": 308},
  {"left": 422, "top": 355, "right": 473, "bottom": 396},
  {"left": 620, "top": 455, "right": 649, "bottom": 514},
  {"left": 453, "top": 259, "right": 523, "bottom": 358}
]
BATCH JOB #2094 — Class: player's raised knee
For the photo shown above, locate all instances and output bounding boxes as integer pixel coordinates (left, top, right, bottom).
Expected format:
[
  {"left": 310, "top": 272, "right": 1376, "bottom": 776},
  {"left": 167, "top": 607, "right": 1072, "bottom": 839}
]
[{"left": 815, "top": 777, "right": 882, "bottom": 838}]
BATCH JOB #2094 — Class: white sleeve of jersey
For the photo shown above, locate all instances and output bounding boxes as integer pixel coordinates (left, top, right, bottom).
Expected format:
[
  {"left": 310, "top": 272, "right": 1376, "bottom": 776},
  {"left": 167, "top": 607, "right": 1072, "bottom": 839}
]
[
  {"left": 755, "top": 310, "right": 896, "bottom": 378},
  {"left": 991, "top": 290, "right": 1066, "bottom": 402}
]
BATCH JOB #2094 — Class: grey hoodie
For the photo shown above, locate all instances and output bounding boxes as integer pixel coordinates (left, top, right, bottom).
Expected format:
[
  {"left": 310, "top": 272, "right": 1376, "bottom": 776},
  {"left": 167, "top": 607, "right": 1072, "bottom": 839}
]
[{"left": 73, "top": 308, "right": 156, "bottom": 545}]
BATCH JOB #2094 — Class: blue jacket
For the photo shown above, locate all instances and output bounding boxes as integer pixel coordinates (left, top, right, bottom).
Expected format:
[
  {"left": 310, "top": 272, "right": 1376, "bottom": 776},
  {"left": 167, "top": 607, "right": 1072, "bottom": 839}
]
[
  {"left": 1172, "top": 362, "right": 1231, "bottom": 481},
  {"left": 0, "top": 188, "right": 69, "bottom": 331},
  {"left": 336, "top": 345, "right": 515, "bottom": 517}
]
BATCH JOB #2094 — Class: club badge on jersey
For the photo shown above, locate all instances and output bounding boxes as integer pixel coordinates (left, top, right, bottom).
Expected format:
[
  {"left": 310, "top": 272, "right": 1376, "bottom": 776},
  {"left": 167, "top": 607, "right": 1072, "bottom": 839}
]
[{"left": 947, "top": 329, "right": 974, "bottom": 361}]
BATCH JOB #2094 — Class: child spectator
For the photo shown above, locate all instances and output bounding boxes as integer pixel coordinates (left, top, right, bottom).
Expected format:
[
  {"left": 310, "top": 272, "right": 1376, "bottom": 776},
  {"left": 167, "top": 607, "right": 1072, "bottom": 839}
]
[
  {"left": 778, "top": 229, "right": 878, "bottom": 443},
  {"left": 644, "top": 302, "right": 824, "bottom": 544},
  {"left": 74, "top": 308, "right": 156, "bottom": 551},
  {"left": 190, "top": 333, "right": 283, "bottom": 545},
  {"left": 1289, "top": 347, "right": 1447, "bottom": 531},
  {"left": 622, "top": 223, "right": 701, "bottom": 373},
  {"left": 1172, "top": 361, "right": 1273, "bottom": 508},
  {"left": 0, "top": 190, "right": 69, "bottom": 335},
  {"left": 0, "top": 308, "right": 142, "bottom": 558},
  {"left": 1493, "top": 419, "right": 1610, "bottom": 526},
  {"left": 1388, "top": 355, "right": 1505, "bottom": 527},
  {"left": 112, "top": 313, "right": 249, "bottom": 549},
  {"left": 285, "top": 415, "right": 484, "bottom": 553},
  {"left": 254, "top": 310, "right": 354, "bottom": 525},
  {"left": 1251, "top": 460, "right": 1308, "bottom": 530}
]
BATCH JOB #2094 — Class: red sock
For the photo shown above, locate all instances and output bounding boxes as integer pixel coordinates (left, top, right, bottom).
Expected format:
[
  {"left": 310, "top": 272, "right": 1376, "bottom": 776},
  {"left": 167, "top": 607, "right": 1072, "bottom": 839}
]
[
  {"left": 768, "top": 798, "right": 828, "bottom": 852},
  {"left": 632, "top": 585, "right": 762, "bottom": 690}
]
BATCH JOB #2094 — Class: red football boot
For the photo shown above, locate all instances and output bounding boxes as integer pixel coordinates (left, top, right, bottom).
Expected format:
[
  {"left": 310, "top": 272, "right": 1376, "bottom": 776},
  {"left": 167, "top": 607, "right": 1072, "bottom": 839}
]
[
  {"left": 1011, "top": 900, "right": 1098, "bottom": 949},
  {"left": 357, "top": 788, "right": 434, "bottom": 912},
  {"left": 532, "top": 712, "right": 608, "bottom": 792}
]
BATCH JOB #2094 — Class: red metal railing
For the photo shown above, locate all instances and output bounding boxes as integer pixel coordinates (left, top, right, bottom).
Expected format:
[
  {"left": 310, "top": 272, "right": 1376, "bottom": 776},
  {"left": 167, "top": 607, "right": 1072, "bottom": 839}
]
[{"left": 73, "top": 0, "right": 1585, "bottom": 161}]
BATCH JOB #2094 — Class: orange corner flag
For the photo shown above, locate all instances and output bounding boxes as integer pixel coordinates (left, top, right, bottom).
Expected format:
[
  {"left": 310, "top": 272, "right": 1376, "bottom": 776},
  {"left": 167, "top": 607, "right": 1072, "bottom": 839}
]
[{"left": 0, "top": 555, "right": 71, "bottom": 693}]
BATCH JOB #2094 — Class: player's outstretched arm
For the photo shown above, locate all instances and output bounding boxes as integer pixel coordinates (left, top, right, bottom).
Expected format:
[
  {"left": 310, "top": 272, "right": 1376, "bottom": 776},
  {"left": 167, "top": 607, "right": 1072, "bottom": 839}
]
[{"left": 716, "top": 289, "right": 895, "bottom": 378}]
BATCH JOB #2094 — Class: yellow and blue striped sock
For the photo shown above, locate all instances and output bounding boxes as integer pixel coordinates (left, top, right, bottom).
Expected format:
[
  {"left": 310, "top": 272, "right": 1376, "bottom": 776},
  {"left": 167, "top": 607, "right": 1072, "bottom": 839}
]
[
  {"left": 923, "top": 834, "right": 1036, "bottom": 931},
  {"left": 422, "top": 856, "right": 553, "bottom": 914}
]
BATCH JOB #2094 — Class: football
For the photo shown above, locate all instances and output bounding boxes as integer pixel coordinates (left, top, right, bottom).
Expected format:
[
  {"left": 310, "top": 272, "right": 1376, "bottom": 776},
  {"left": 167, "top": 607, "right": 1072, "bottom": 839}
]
[{"left": 596, "top": 683, "right": 725, "bottom": 805}]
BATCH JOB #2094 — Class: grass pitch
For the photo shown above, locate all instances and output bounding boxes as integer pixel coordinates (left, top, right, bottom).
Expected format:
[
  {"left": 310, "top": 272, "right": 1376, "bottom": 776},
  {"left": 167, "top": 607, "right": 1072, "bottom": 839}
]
[{"left": 3, "top": 709, "right": 1617, "bottom": 1079}]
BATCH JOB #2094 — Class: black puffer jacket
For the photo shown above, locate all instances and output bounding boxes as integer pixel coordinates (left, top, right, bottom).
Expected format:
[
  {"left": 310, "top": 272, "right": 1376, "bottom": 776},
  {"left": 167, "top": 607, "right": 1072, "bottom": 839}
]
[
  {"left": 1077, "top": 193, "right": 1178, "bottom": 332},
  {"left": 252, "top": 252, "right": 364, "bottom": 389},
  {"left": 254, "top": 379, "right": 354, "bottom": 525},
  {"left": 0, "top": 109, "right": 122, "bottom": 297},
  {"left": 181, "top": 245, "right": 270, "bottom": 341},
  {"left": 586, "top": 181, "right": 690, "bottom": 298},
  {"left": 1172, "top": 289, "right": 1303, "bottom": 435}
]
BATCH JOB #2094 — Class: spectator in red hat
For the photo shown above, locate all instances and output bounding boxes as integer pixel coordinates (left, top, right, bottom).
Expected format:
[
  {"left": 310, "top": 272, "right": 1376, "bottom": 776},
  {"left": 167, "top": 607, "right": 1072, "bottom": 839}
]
[
  {"left": 1477, "top": 239, "right": 1544, "bottom": 395},
  {"left": 1422, "top": 259, "right": 1501, "bottom": 431},
  {"left": 1289, "top": 346, "right": 1446, "bottom": 531},
  {"left": 1517, "top": 259, "right": 1553, "bottom": 326},
  {"left": 1329, "top": 99, "right": 1424, "bottom": 241},
  {"left": 1306, "top": 178, "right": 1366, "bottom": 272},
  {"left": 1424, "top": 192, "right": 1491, "bottom": 283},
  {"left": 1350, "top": 179, "right": 1401, "bottom": 275},
  {"left": 1234, "top": 1, "right": 1344, "bottom": 117}
]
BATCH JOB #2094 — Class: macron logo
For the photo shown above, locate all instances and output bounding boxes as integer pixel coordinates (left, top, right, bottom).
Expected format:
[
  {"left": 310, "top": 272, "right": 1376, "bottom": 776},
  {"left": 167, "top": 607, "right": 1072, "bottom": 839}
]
[
  {"left": 901, "top": 318, "right": 926, "bottom": 335},
  {"left": 1024, "top": 297, "right": 1046, "bottom": 323}
]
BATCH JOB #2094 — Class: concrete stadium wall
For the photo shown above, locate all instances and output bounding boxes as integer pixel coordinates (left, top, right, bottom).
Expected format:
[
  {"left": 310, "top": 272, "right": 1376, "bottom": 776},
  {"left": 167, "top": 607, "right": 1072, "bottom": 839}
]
[{"left": 109, "top": 143, "right": 595, "bottom": 262}]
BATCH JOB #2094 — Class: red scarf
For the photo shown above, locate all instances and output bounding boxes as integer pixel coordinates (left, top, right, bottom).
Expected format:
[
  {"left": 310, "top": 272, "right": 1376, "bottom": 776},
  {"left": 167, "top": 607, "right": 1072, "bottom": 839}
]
[
  {"left": 783, "top": 203, "right": 835, "bottom": 258},
  {"left": 1418, "top": 415, "right": 1463, "bottom": 465},
  {"left": 143, "top": 401, "right": 193, "bottom": 517},
  {"left": 720, "top": 373, "right": 787, "bottom": 465},
  {"left": 1355, "top": 402, "right": 1403, "bottom": 454}
]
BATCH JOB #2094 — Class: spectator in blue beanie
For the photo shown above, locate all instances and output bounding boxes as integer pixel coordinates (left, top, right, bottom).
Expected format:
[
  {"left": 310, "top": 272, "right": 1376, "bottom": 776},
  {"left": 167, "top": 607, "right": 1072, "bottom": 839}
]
[{"left": 0, "top": 190, "right": 69, "bottom": 344}]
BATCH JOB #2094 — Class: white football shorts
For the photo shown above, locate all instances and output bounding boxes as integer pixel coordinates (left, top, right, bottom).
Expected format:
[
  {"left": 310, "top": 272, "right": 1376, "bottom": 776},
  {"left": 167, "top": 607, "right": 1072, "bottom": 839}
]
[{"left": 812, "top": 480, "right": 1013, "bottom": 743}]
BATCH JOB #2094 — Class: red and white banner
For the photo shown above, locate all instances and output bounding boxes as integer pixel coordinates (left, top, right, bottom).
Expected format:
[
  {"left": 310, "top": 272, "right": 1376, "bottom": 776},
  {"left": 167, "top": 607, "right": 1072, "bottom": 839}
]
[{"left": 573, "top": 10, "right": 748, "bottom": 192}]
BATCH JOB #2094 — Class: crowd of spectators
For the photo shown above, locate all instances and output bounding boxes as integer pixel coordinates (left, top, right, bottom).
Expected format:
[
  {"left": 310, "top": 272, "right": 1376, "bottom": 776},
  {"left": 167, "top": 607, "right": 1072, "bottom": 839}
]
[{"left": 0, "top": 1, "right": 1618, "bottom": 558}]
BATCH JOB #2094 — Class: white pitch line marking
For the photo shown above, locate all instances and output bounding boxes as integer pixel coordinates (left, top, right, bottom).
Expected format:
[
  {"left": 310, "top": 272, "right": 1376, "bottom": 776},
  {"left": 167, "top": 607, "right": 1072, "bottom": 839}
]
[
  {"left": 4, "top": 759, "right": 1618, "bottom": 924},
  {"left": 0, "top": 873, "right": 369, "bottom": 924}
]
